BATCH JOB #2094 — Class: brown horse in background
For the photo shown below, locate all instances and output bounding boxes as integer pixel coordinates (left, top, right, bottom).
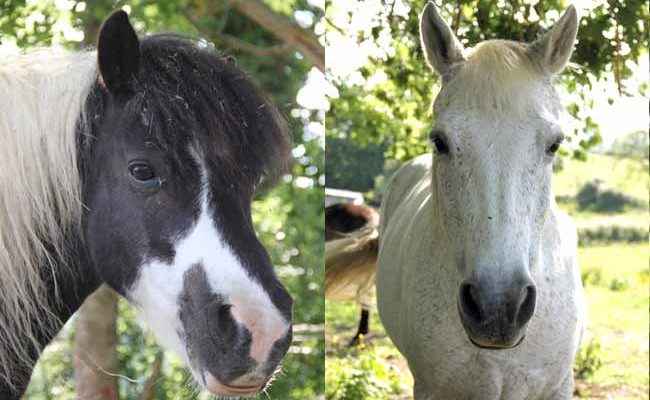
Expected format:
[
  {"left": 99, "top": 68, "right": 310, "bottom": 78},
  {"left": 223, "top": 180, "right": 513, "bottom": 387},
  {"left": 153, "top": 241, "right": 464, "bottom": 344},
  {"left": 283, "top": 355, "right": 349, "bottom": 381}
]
[{"left": 325, "top": 203, "right": 379, "bottom": 345}]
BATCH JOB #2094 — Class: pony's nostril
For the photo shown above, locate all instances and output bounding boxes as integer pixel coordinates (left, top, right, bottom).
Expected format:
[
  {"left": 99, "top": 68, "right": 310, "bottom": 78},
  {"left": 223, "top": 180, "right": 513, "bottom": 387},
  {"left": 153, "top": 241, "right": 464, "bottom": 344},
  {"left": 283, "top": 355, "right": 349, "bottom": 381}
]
[
  {"left": 217, "top": 303, "right": 232, "bottom": 319},
  {"left": 207, "top": 302, "right": 238, "bottom": 340},
  {"left": 459, "top": 282, "right": 482, "bottom": 324},
  {"left": 515, "top": 285, "right": 536, "bottom": 326}
]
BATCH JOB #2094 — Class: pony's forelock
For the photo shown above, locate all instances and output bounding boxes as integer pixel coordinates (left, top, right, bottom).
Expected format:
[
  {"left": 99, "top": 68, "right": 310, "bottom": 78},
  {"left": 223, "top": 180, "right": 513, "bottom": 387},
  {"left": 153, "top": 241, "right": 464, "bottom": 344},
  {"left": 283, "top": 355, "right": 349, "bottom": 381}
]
[
  {"left": 0, "top": 49, "right": 96, "bottom": 387},
  {"left": 127, "top": 34, "right": 291, "bottom": 186}
]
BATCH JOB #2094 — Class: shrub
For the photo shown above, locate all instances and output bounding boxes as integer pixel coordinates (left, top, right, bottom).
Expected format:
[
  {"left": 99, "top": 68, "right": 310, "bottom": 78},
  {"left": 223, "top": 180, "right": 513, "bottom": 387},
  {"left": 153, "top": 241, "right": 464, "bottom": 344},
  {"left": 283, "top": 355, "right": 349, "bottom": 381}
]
[
  {"left": 574, "top": 336, "right": 603, "bottom": 379},
  {"left": 576, "top": 181, "right": 600, "bottom": 210},
  {"left": 578, "top": 225, "right": 648, "bottom": 246},
  {"left": 576, "top": 180, "right": 642, "bottom": 212},
  {"left": 609, "top": 276, "right": 631, "bottom": 291},
  {"left": 325, "top": 346, "right": 405, "bottom": 400},
  {"left": 581, "top": 267, "right": 603, "bottom": 287},
  {"left": 554, "top": 195, "right": 574, "bottom": 205}
]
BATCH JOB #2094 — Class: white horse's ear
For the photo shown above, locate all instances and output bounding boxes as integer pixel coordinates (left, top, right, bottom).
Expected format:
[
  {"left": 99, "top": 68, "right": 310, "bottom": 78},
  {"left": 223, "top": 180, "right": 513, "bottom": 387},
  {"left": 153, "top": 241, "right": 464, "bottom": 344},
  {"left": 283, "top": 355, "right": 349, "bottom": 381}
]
[
  {"left": 419, "top": 2, "right": 465, "bottom": 78},
  {"left": 531, "top": 5, "right": 578, "bottom": 76}
]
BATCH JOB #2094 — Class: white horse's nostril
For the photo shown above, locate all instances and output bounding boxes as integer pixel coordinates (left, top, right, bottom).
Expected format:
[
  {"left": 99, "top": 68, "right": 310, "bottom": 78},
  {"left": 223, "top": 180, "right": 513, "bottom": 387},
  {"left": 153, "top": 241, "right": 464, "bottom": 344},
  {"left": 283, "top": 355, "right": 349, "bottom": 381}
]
[
  {"left": 515, "top": 285, "right": 536, "bottom": 326},
  {"left": 459, "top": 282, "right": 482, "bottom": 324}
]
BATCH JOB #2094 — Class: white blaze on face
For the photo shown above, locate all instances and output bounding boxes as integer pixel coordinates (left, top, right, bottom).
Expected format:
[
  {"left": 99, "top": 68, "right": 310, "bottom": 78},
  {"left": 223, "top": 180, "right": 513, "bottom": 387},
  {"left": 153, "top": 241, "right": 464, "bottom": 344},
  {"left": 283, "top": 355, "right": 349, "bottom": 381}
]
[{"left": 128, "top": 171, "right": 289, "bottom": 378}]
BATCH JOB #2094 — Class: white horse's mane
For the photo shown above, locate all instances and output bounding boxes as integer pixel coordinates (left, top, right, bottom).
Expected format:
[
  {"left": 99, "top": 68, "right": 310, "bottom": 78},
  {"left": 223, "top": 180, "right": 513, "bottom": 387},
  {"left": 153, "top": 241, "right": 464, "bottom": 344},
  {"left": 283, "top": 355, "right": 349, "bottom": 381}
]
[
  {"left": 0, "top": 49, "right": 97, "bottom": 386},
  {"left": 439, "top": 40, "right": 551, "bottom": 115}
]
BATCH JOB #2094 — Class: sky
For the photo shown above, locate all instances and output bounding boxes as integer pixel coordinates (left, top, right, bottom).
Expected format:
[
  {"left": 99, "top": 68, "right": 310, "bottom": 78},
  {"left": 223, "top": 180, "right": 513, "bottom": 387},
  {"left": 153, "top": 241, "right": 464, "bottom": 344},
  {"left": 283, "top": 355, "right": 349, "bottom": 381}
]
[{"left": 582, "top": 55, "right": 648, "bottom": 147}]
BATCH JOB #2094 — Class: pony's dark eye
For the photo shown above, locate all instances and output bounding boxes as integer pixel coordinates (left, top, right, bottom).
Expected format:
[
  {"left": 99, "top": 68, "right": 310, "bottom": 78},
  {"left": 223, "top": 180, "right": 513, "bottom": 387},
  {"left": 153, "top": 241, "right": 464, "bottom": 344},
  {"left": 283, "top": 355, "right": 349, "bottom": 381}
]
[
  {"left": 431, "top": 136, "right": 450, "bottom": 155},
  {"left": 128, "top": 163, "right": 158, "bottom": 184},
  {"left": 547, "top": 140, "right": 562, "bottom": 155}
]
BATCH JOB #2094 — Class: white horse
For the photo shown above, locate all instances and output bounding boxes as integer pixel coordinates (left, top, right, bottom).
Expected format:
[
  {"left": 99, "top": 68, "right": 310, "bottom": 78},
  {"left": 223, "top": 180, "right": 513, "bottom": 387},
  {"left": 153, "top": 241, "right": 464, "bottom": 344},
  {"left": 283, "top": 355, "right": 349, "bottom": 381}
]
[{"left": 327, "top": 3, "right": 587, "bottom": 399}]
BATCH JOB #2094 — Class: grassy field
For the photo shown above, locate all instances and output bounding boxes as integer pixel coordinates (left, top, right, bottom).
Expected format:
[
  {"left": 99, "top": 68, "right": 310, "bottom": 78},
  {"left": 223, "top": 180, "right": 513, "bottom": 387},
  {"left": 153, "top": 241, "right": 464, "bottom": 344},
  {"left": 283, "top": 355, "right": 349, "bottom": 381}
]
[
  {"left": 575, "top": 244, "right": 649, "bottom": 400},
  {"left": 326, "top": 154, "right": 649, "bottom": 400}
]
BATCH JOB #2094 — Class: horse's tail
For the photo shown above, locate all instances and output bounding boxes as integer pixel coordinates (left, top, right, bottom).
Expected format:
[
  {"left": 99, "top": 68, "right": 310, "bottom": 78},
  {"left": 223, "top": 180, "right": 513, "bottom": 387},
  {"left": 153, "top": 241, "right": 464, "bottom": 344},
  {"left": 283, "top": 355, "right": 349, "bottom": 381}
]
[{"left": 325, "top": 226, "right": 379, "bottom": 307}]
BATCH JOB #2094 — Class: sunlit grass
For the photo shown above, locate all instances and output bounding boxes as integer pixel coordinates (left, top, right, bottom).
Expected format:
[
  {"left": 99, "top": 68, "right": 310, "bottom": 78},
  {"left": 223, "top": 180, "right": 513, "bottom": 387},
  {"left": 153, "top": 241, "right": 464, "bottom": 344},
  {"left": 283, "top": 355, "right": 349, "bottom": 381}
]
[
  {"left": 576, "top": 244, "right": 649, "bottom": 398},
  {"left": 579, "top": 244, "right": 649, "bottom": 284}
]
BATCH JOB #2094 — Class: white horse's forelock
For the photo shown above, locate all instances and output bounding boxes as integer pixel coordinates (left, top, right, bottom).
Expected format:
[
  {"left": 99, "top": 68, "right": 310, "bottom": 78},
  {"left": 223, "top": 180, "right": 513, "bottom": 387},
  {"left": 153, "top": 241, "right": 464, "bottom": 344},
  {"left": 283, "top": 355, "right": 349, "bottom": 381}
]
[
  {"left": 438, "top": 40, "right": 550, "bottom": 116},
  {"left": 0, "top": 49, "right": 97, "bottom": 386}
]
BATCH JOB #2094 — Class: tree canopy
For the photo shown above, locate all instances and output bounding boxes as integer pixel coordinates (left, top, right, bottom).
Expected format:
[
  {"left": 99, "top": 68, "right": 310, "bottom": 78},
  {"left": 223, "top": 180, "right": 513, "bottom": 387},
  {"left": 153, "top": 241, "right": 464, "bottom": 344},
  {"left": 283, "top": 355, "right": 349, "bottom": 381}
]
[{"left": 325, "top": 0, "right": 648, "bottom": 190}]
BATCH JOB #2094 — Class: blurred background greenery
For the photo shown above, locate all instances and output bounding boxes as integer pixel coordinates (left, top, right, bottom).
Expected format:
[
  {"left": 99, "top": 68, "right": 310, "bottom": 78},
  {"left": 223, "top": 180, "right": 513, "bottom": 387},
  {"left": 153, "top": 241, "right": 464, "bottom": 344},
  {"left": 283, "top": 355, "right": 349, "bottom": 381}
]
[
  {"left": 1, "top": 0, "right": 325, "bottom": 398},
  {"left": 324, "top": 1, "right": 648, "bottom": 399}
]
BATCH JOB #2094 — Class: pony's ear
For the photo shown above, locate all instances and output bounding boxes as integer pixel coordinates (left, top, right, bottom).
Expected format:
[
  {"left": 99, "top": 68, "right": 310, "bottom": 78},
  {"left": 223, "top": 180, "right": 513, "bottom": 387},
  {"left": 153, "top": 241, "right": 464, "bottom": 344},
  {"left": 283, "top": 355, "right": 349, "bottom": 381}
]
[
  {"left": 97, "top": 10, "right": 140, "bottom": 97},
  {"left": 419, "top": 2, "right": 465, "bottom": 79},
  {"left": 530, "top": 5, "right": 578, "bottom": 76}
]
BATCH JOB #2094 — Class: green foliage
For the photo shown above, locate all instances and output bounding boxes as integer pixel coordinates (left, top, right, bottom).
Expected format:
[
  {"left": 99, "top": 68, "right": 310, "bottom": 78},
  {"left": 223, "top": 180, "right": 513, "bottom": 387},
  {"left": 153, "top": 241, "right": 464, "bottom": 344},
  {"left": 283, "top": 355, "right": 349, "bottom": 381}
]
[
  {"left": 325, "top": 138, "right": 385, "bottom": 191},
  {"left": 574, "top": 336, "right": 603, "bottom": 380},
  {"left": 326, "top": 0, "right": 648, "bottom": 187},
  {"left": 325, "top": 301, "right": 409, "bottom": 400},
  {"left": 0, "top": 0, "right": 72, "bottom": 47},
  {"left": 581, "top": 267, "right": 603, "bottom": 287},
  {"left": 252, "top": 177, "right": 326, "bottom": 399},
  {"left": 608, "top": 276, "right": 631, "bottom": 291},
  {"left": 325, "top": 348, "right": 404, "bottom": 400},
  {"left": 609, "top": 130, "right": 650, "bottom": 170},
  {"left": 23, "top": 322, "right": 76, "bottom": 400},
  {"left": 576, "top": 180, "right": 642, "bottom": 212},
  {"left": 577, "top": 225, "right": 648, "bottom": 246},
  {"left": 364, "top": 158, "right": 402, "bottom": 205}
]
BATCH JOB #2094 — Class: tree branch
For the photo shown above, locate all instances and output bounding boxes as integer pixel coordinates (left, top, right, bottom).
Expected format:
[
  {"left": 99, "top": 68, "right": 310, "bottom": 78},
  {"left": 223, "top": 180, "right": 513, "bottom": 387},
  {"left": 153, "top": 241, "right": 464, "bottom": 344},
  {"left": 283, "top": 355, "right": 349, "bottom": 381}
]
[
  {"left": 213, "top": 32, "right": 292, "bottom": 57},
  {"left": 325, "top": 16, "right": 345, "bottom": 35},
  {"left": 73, "top": 286, "right": 119, "bottom": 400},
  {"left": 222, "top": 0, "right": 324, "bottom": 71},
  {"left": 179, "top": 6, "right": 293, "bottom": 58}
]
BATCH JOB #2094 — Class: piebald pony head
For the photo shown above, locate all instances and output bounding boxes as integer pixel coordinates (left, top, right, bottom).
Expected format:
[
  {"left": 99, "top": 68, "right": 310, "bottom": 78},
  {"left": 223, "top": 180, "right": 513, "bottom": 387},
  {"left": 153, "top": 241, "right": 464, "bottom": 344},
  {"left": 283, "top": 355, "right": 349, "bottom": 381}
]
[
  {"left": 420, "top": 3, "right": 578, "bottom": 349},
  {"left": 0, "top": 10, "right": 293, "bottom": 397}
]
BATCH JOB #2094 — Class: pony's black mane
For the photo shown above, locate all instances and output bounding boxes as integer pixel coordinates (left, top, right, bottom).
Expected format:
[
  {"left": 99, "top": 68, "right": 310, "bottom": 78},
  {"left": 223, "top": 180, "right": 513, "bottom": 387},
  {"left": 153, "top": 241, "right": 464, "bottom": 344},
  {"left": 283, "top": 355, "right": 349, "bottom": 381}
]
[{"left": 87, "top": 33, "right": 291, "bottom": 186}]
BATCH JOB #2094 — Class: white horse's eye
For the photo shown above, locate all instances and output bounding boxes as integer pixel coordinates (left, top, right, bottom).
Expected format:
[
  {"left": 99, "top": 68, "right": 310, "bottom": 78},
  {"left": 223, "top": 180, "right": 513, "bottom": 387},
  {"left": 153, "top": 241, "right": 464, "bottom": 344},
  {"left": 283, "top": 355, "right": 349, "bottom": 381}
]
[
  {"left": 430, "top": 135, "right": 450, "bottom": 155},
  {"left": 546, "top": 139, "right": 562, "bottom": 155}
]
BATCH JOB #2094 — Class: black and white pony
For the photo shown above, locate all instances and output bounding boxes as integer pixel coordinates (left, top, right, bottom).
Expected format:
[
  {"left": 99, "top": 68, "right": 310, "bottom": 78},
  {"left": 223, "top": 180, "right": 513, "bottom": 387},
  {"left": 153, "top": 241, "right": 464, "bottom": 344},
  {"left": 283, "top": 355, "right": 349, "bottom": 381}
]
[
  {"left": 0, "top": 11, "right": 293, "bottom": 398},
  {"left": 325, "top": 203, "right": 378, "bottom": 345}
]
